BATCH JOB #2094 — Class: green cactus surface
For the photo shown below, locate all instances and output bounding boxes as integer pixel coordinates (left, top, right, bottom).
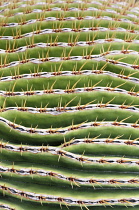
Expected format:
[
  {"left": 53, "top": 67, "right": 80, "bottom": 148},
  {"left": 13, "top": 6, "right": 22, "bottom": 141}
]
[{"left": 1, "top": 0, "right": 139, "bottom": 209}]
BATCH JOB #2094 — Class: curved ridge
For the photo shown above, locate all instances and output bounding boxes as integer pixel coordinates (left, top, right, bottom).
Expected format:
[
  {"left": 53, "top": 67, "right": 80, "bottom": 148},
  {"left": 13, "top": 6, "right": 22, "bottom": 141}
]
[
  {"left": 1, "top": 165, "right": 139, "bottom": 186},
  {"left": 1, "top": 116, "right": 139, "bottom": 135},
  {"left": 0, "top": 50, "right": 138, "bottom": 70},
  {"left": 0, "top": 27, "right": 138, "bottom": 40},
  {"left": 1, "top": 183, "right": 139, "bottom": 206},
  {"left": 1, "top": 86, "right": 139, "bottom": 98},
  {"left": 0, "top": 15, "right": 137, "bottom": 28},
  {"left": 61, "top": 137, "right": 139, "bottom": 148},
  {"left": 1, "top": 39, "right": 138, "bottom": 53},
  {"left": 1, "top": 141, "right": 139, "bottom": 166},
  {"left": 1, "top": 69, "right": 139, "bottom": 86},
  {"left": 1, "top": 103, "right": 139, "bottom": 115},
  {"left": 0, "top": 2, "right": 137, "bottom": 21}
]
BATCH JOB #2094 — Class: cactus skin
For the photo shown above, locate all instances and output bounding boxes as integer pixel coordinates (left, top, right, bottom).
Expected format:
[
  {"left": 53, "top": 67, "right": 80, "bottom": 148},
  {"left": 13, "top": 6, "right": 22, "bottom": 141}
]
[{"left": 1, "top": 0, "right": 139, "bottom": 209}]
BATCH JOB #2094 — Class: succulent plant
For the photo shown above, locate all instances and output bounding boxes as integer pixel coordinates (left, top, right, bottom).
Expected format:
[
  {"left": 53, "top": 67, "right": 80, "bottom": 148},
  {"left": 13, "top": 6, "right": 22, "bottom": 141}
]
[{"left": 1, "top": 0, "right": 139, "bottom": 209}]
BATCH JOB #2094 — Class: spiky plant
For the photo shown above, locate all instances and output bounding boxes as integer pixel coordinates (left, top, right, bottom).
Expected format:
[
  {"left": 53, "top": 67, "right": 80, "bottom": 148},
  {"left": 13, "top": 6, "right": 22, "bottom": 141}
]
[{"left": 1, "top": 0, "right": 139, "bottom": 209}]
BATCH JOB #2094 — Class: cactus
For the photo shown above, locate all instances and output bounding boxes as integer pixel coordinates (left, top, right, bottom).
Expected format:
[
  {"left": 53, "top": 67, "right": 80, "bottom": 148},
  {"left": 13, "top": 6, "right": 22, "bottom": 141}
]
[{"left": 1, "top": 0, "right": 139, "bottom": 209}]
